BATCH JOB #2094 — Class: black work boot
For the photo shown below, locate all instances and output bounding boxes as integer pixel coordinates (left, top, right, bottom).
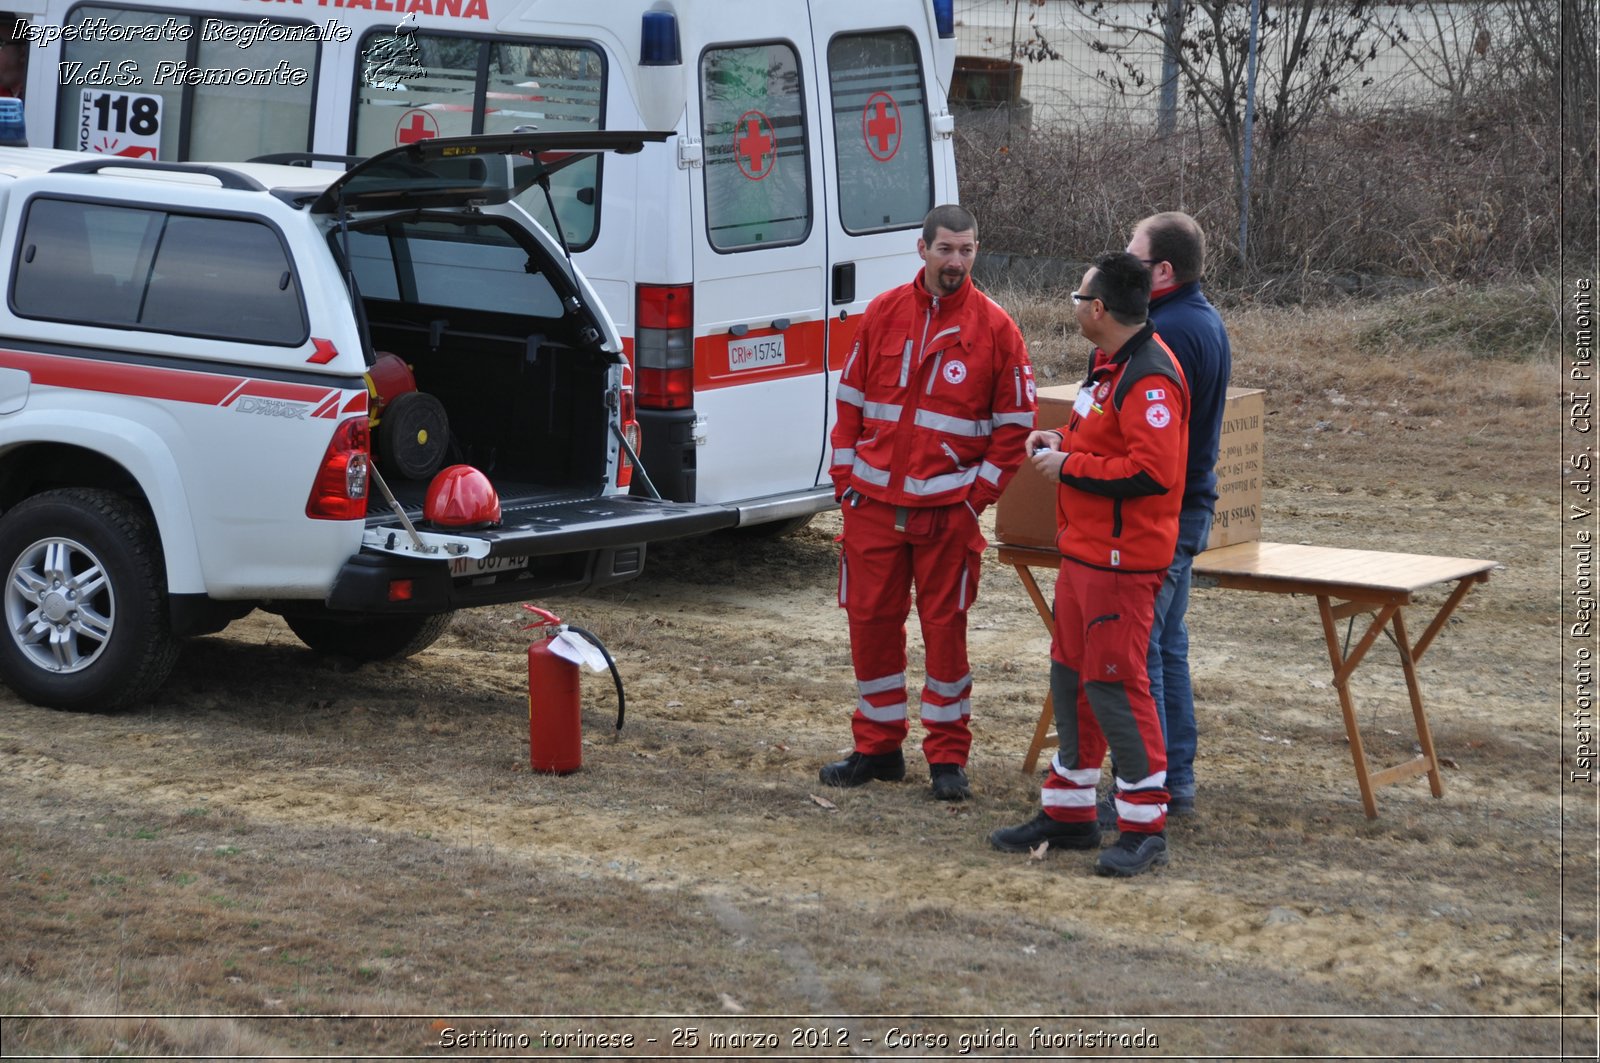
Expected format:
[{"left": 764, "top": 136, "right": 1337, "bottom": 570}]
[
  {"left": 818, "top": 749, "right": 906, "bottom": 787},
  {"left": 988, "top": 810, "right": 1100, "bottom": 853},
  {"left": 929, "top": 763, "right": 970, "bottom": 801},
  {"left": 1094, "top": 830, "right": 1169, "bottom": 877}
]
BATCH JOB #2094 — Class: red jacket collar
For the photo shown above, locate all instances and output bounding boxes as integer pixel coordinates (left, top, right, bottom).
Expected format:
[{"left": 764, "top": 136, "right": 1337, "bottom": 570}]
[{"left": 911, "top": 269, "right": 973, "bottom": 313}]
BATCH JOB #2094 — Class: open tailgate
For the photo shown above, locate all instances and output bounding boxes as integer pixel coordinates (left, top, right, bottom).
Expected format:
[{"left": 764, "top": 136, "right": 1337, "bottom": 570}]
[{"left": 361, "top": 494, "right": 737, "bottom": 564}]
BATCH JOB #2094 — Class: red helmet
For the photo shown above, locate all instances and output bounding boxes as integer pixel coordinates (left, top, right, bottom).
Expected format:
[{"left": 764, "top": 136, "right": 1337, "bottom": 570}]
[{"left": 424, "top": 464, "right": 501, "bottom": 527}]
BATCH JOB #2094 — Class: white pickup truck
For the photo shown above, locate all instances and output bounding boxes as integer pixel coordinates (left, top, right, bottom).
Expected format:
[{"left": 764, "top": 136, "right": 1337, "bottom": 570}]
[{"left": 0, "top": 133, "right": 735, "bottom": 711}]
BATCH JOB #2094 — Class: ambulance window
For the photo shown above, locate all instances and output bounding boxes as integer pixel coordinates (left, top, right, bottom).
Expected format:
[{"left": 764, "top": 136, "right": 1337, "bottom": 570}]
[
  {"left": 51, "top": 6, "right": 317, "bottom": 162},
  {"left": 700, "top": 42, "right": 811, "bottom": 251},
  {"left": 351, "top": 31, "right": 606, "bottom": 250},
  {"left": 827, "top": 31, "right": 933, "bottom": 233}
]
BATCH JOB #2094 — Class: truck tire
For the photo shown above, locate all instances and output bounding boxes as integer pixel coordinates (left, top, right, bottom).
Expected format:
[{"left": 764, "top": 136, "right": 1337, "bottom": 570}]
[
  {"left": 0, "top": 488, "right": 178, "bottom": 711},
  {"left": 285, "top": 610, "right": 455, "bottom": 662}
]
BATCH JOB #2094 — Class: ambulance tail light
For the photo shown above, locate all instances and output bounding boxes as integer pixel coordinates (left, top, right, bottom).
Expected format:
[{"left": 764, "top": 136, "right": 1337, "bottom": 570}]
[
  {"left": 617, "top": 370, "right": 640, "bottom": 488},
  {"left": 636, "top": 283, "right": 693, "bottom": 410},
  {"left": 306, "top": 417, "right": 371, "bottom": 521}
]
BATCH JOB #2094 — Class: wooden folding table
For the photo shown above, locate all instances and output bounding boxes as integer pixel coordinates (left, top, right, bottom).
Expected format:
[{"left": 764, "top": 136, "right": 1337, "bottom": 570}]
[{"left": 997, "top": 541, "right": 1496, "bottom": 819}]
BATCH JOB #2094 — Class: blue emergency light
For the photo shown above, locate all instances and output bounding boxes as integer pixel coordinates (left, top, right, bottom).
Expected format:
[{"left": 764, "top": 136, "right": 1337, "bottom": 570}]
[
  {"left": 0, "top": 98, "right": 25, "bottom": 148},
  {"left": 932, "top": 0, "right": 954, "bottom": 38},
  {"left": 640, "top": 11, "right": 681, "bottom": 65}
]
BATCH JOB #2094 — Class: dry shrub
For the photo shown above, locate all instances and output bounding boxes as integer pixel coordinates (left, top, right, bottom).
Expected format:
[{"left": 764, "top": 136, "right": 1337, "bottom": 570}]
[{"left": 956, "top": 90, "right": 1563, "bottom": 289}]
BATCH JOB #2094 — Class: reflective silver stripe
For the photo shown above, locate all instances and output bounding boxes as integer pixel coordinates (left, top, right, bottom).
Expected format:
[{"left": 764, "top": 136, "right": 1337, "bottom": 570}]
[
  {"left": 858, "top": 697, "right": 908, "bottom": 722},
  {"left": 1052, "top": 756, "right": 1101, "bottom": 786},
  {"left": 977, "top": 460, "right": 1003, "bottom": 485},
  {"left": 1117, "top": 769, "right": 1168, "bottom": 790},
  {"left": 863, "top": 400, "right": 902, "bottom": 422},
  {"left": 843, "top": 347, "right": 859, "bottom": 381},
  {"left": 914, "top": 409, "right": 993, "bottom": 436},
  {"left": 1116, "top": 798, "right": 1165, "bottom": 825},
  {"left": 930, "top": 326, "right": 960, "bottom": 345},
  {"left": 920, "top": 697, "right": 970, "bottom": 723},
  {"left": 902, "top": 466, "right": 978, "bottom": 496},
  {"left": 852, "top": 456, "right": 892, "bottom": 487},
  {"left": 837, "top": 383, "right": 865, "bottom": 408},
  {"left": 832, "top": 446, "right": 855, "bottom": 468},
  {"left": 858, "top": 673, "right": 908, "bottom": 696},
  {"left": 994, "top": 410, "right": 1035, "bottom": 428},
  {"left": 957, "top": 557, "right": 970, "bottom": 609},
  {"left": 898, "top": 339, "right": 913, "bottom": 387},
  {"left": 1042, "top": 788, "right": 1096, "bottom": 809},
  {"left": 924, "top": 673, "right": 971, "bottom": 697},
  {"left": 923, "top": 353, "right": 943, "bottom": 394},
  {"left": 838, "top": 553, "right": 848, "bottom": 606}
]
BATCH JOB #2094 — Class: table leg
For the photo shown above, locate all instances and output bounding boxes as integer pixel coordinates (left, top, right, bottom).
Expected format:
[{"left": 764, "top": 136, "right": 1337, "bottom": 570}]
[
  {"left": 1023, "top": 690, "right": 1055, "bottom": 776},
  {"left": 1317, "top": 597, "right": 1449, "bottom": 817},
  {"left": 1317, "top": 595, "right": 1399, "bottom": 819},
  {"left": 1391, "top": 608, "right": 1446, "bottom": 799},
  {"left": 1012, "top": 562, "right": 1059, "bottom": 775}
]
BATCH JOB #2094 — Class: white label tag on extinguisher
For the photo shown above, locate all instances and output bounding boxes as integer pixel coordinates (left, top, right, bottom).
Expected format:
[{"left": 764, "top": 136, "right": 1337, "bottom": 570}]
[{"left": 550, "top": 629, "right": 608, "bottom": 672}]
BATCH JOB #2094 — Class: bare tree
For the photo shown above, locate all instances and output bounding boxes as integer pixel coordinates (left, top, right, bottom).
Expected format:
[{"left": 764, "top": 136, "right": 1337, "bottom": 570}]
[{"left": 1072, "top": 0, "right": 1407, "bottom": 265}]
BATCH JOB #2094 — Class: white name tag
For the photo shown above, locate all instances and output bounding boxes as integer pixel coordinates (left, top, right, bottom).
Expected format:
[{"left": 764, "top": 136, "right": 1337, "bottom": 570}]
[
  {"left": 1073, "top": 389, "right": 1094, "bottom": 416},
  {"left": 729, "top": 334, "right": 787, "bottom": 371}
]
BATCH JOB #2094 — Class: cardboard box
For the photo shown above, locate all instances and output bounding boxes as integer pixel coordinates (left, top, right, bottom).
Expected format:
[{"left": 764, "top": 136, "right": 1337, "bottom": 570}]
[{"left": 994, "top": 384, "right": 1264, "bottom": 553}]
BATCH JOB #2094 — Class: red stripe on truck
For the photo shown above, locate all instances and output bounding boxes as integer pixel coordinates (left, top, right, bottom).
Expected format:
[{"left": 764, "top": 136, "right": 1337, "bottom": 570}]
[{"left": 0, "top": 349, "right": 362, "bottom": 411}]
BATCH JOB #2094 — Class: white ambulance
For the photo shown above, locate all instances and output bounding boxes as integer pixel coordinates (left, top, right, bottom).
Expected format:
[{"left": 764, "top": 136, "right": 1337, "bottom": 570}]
[{"left": 13, "top": 0, "right": 960, "bottom": 532}]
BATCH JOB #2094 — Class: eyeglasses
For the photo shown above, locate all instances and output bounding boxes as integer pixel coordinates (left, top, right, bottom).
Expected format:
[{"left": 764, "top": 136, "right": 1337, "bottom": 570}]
[
  {"left": 1138, "top": 258, "right": 1162, "bottom": 267},
  {"left": 1070, "top": 292, "right": 1097, "bottom": 304}
]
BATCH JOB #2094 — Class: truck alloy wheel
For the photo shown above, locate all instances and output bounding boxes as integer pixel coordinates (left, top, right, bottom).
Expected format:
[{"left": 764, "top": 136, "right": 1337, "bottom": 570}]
[{"left": 0, "top": 489, "right": 177, "bottom": 711}]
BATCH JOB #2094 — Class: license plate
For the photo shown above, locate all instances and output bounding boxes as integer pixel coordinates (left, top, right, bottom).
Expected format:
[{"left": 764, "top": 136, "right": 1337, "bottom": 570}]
[{"left": 450, "top": 554, "right": 529, "bottom": 577}]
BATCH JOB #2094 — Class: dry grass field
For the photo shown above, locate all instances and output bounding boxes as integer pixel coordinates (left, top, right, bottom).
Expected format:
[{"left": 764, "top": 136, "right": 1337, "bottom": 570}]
[{"left": 0, "top": 288, "right": 1591, "bottom": 1060}]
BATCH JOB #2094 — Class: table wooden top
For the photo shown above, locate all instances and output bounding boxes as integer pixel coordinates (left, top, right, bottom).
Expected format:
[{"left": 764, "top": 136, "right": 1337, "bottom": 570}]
[
  {"left": 997, "top": 540, "right": 1497, "bottom": 605},
  {"left": 1193, "top": 541, "right": 1495, "bottom": 592}
]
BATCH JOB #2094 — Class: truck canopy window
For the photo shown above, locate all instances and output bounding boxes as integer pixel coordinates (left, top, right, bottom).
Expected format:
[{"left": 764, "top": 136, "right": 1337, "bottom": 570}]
[
  {"left": 341, "top": 219, "right": 564, "bottom": 318},
  {"left": 14, "top": 197, "right": 307, "bottom": 345}
]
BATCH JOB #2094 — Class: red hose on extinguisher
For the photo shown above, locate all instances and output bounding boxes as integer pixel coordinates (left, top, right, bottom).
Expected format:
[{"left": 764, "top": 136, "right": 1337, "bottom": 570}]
[{"left": 522, "top": 605, "right": 625, "bottom": 774}]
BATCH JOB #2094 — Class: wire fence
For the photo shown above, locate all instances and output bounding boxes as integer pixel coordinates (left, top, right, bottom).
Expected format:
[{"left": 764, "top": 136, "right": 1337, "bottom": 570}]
[{"left": 950, "top": 0, "right": 1508, "bottom": 132}]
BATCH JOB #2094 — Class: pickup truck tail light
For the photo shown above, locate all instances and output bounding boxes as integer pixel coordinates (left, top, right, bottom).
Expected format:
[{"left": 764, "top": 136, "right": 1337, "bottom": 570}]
[
  {"left": 617, "top": 372, "right": 639, "bottom": 488},
  {"left": 635, "top": 282, "right": 693, "bottom": 409},
  {"left": 306, "top": 416, "right": 370, "bottom": 521}
]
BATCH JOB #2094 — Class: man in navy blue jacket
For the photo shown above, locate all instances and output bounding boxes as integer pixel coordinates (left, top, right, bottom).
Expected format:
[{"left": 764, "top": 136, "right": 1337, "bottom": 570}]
[{"left": 1124, "top": 212, "right": 1232, "bottom": 816}]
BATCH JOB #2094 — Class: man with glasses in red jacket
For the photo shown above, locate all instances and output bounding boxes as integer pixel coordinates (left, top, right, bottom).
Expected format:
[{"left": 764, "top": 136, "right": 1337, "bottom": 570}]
[{"left": 989, "top": 250, "right": 1188, "bottom": 877}]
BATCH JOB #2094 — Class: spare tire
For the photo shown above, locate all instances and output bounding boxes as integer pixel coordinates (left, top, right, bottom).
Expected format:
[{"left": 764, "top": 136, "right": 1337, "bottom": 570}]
[{"left": 378, "top": 390, "right": 450, "bottom": 481}]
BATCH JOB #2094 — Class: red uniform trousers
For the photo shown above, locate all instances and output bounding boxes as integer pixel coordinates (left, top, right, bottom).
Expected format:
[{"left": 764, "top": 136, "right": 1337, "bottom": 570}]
[
  {"left": 1042, "top": 558, "right": 1169, "bottom": 833},
  {"left": 838, "top": 494, "right": 985, "bottom": 766}
]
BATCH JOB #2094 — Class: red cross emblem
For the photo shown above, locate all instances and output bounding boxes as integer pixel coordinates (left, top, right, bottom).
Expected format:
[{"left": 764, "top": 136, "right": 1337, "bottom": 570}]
[
  {"left": 733, "top": 110, "right": 776, "bottom": 180},
  {"left": 862, "top": 92, "right": 901, "bottom": 162},
  {"left": 396, "top": 109, "right": 438, "bottom": 146}
]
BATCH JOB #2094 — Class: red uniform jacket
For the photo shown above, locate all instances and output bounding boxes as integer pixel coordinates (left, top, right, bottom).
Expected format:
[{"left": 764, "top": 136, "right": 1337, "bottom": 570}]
[
  {"left": 830, "top": 272, "right": 1035, "bottom": 511},
  {"left": 1054, "top": 324, "right": 1189, "bottom": 571}
]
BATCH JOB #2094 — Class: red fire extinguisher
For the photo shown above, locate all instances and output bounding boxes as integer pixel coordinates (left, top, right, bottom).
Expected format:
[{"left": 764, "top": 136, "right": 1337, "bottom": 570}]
[{"left": 522, "top": 605, "right": 625, "bottom": 774}]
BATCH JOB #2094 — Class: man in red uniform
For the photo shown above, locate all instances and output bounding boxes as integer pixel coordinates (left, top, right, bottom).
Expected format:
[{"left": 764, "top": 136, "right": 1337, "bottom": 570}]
[
  {"left": 820, "top": 204, "right": 1036, "bottom": 801},
  {"left": 990, "top": 251, "right": 1189, "bottom": 876}
]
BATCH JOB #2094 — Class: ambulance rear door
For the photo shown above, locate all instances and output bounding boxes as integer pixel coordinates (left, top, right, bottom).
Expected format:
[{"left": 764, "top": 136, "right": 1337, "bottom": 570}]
[
  {"left": 807, "top": 0, "right": 949, "bottom": 442},
  {"left": 683, "top": 7, "right": 833, "bottom": 506}
]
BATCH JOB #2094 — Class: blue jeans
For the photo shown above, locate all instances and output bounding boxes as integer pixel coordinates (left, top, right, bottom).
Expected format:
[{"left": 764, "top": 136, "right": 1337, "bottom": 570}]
[{"left": 1148, "top": 506, "right": 1212, "bottom": 800}]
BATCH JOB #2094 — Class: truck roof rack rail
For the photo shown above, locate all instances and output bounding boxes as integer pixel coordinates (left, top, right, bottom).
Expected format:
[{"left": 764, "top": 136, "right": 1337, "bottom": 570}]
[
  {"left": 49, "top": 157, "right": 266, "bottom": 191},
  {"left": 249, "top": 152, "right": 364, "bottom": 170}
]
